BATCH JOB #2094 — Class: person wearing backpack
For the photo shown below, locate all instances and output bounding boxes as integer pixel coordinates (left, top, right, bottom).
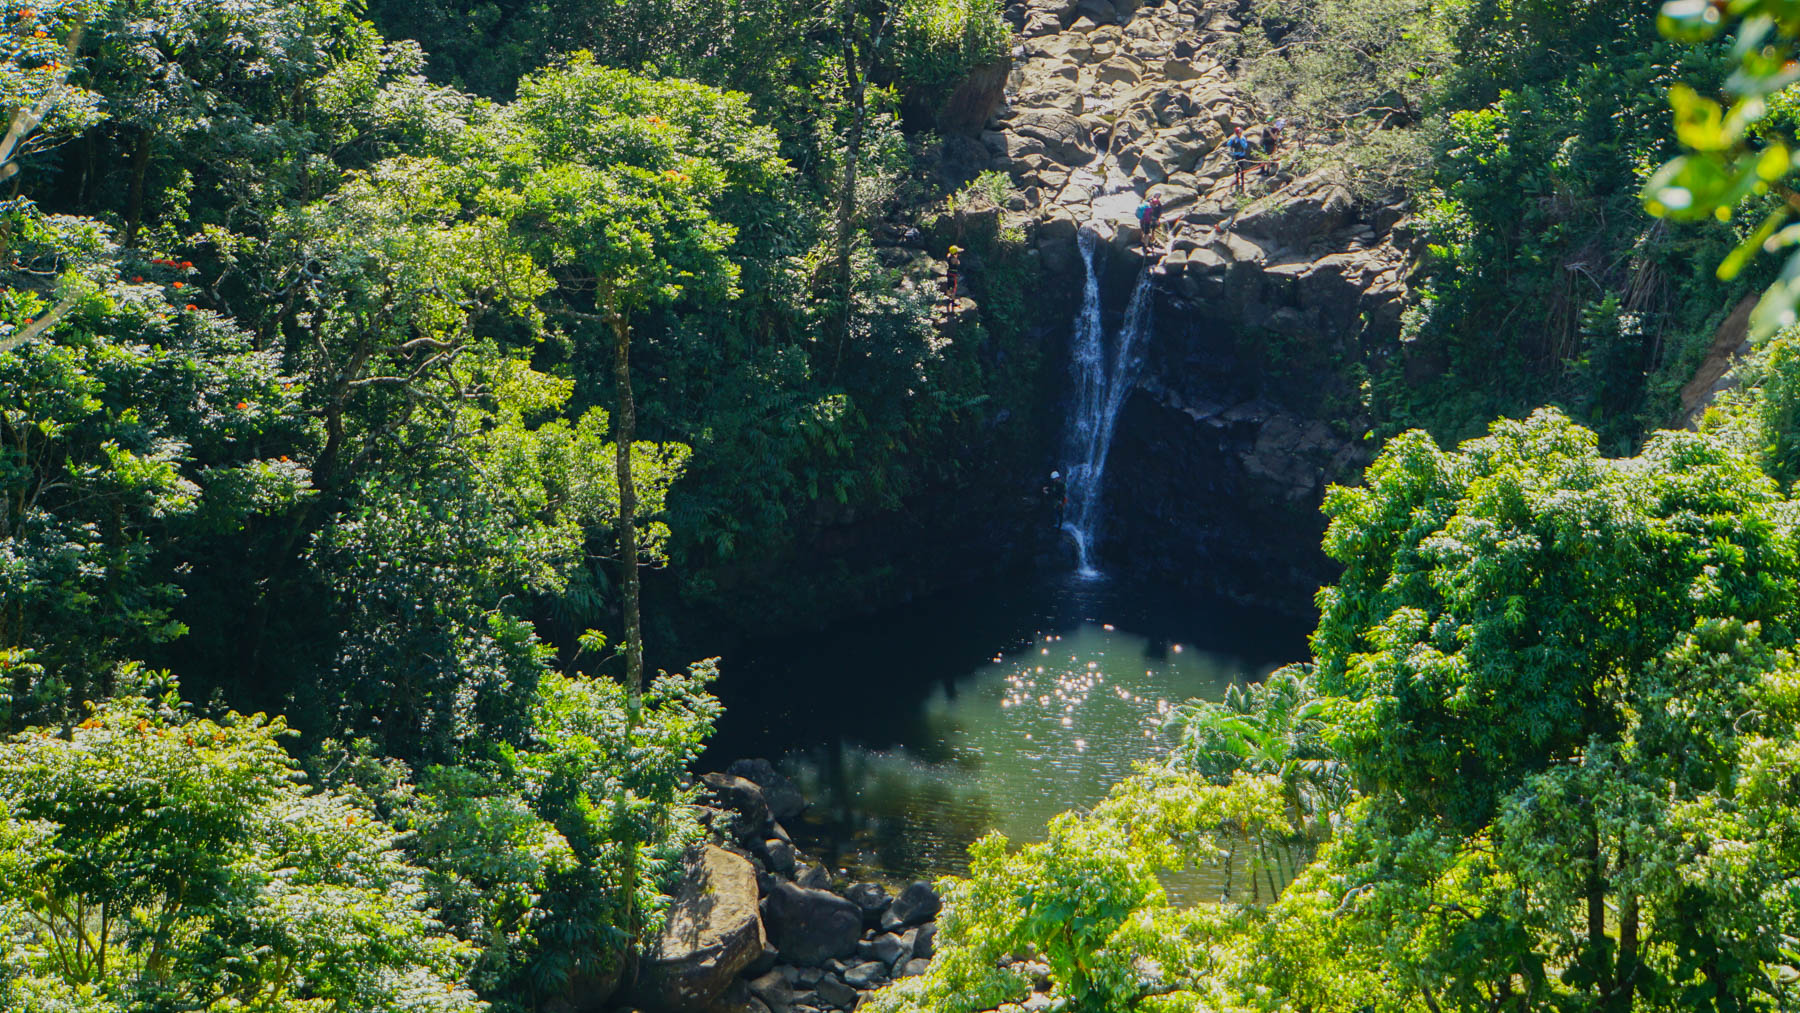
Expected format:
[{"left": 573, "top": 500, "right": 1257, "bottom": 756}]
[
  {"left": 1136, "top": 194, "right": 1163, "bottom": 252},
  {"left": 1226, "top": 126, "right": 1253, "bottom": 192}
]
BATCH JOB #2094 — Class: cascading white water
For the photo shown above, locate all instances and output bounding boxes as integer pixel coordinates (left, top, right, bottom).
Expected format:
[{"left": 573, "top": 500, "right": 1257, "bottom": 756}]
[{"left": 1061, "top": 230, "right": 1154, "bottom": 578}]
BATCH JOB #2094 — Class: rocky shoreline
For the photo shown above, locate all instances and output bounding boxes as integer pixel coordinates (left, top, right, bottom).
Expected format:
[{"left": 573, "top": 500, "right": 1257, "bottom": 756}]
[{"left": 613, "top": 760, "right": 944, "bottom": 1013}]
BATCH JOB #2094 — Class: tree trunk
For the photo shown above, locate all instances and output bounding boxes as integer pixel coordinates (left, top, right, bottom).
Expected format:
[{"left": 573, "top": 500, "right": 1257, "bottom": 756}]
[
  {"left": 124, "top": 129, "right": 150, "bottom": 250},
  {"left": 609, "top": 306, "right": 645, "bottom": 989},
  {"left": 611, "top": 312, "right": 644, "bottom": 714},
  {"left": 1584, "top": 818, "right": 1612, "bottom": 1004},
  {"left": 831, "top": 4, "right": 885, "bottom": 380},
  {"left": 1611, "top": 888, "right": 1638, "bottom": 1012},
  {"left": 831, "top": 7, "right": 867, "bottom": 376}
]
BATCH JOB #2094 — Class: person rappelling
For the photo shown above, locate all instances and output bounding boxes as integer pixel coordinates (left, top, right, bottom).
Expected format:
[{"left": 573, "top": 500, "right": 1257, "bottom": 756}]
[{"left": 1045, "top": 470, "right": 1067, "bottom": 526}]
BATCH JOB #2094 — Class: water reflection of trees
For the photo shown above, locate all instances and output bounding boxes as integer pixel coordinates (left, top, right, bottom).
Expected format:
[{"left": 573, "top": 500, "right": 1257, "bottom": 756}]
[{"left": 778, "top": 744, "right": 1001, "bottom": 881}]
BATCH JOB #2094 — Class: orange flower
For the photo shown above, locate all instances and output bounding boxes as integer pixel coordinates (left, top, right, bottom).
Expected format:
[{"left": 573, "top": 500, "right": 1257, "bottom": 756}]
[
  {"left": 235, "top": 400, "right": 248, "bottom": 410},
  {"left": 171, "top": 281, "right": 184, "bottom": 289},
  {"left": 180, "top": 260, "right": 193, "bottom": 269},
  {"left": 32, "top": 29, "right": 44, "bottom": 37},
  {"left": 278, "top": 454, "right": 290, "bottom": 462},
  {"left": 184, "top": 303, "right": 197, "bottom": 311}
]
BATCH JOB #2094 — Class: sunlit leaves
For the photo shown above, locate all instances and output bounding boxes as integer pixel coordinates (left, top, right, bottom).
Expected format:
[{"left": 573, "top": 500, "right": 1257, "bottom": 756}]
[{"left": 0, "top": 691, "right": 483, "bottom": 1012}]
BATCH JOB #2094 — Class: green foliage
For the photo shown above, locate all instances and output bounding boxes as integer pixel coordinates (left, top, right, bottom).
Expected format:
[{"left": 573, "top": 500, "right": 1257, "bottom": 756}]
[
  {"left": 1644, "top": 0, "right": 1800, "bottom": 347},
  {"left": 867, "top": 769, "right": 1283, "bottom": 1013},
  {"left": 0, "top": 690, "right": 482, "bottom": 1012},
  {"left": 889, "top": 0, "right": 1009, "bottom": 96},
  {"left": 391, "top": 662, "right": 721, "bottom": 1011},
  {"left": 1317, "top": 408, "right": 1799, "bottom": 826}
]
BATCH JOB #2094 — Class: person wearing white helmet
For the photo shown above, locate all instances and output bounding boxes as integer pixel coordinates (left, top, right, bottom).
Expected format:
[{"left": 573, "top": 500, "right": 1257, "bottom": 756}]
[{"left": 1045, "top": 470, "right": 1067, "bottom": 525}]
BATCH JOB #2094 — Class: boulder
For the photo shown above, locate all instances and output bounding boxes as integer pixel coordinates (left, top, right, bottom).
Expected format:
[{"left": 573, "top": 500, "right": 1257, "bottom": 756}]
[
  {"left": 1008, "top": 109, "right": 1091, "bottom": 165},
  {"left": 879, "top": 882, "right": 942, "bottom": 931},
  {"left": 897, "top": 958, "right": 932, "bottom": 978},
  {"left": 842, "top": 882, "right": 891, "bottom": 923},
  {"left": 1074, "top": 0, "right": 1117, "bottom": 24},
  {"left": 843, "top": 961, "right": 889, "bottom": 990},
  {"left": 747, "top": 970, "right": 795, "bottom": 1013},
  {"left": 637, "top": 846, "right": 767, "bottom": 1011},
  {"left": 760, "top": 838, "right": 797, "bottom": 878},
  {"left": 761, "top": 881, "right": 864, "bottom": 965},
  {"left": 815, "top": 975, "right": 859, "bottom": 1008},
  {"left": 797, "top": 864, "right": 832, "bottom": 890},
  {"left": 869, "top": 931, "right": 911, "bottom": 967},
  {"left": 727, "top": 759, "right": 807, "bottom": 822},
  {"left": 704, "top": 980, "right": 771, "bottom": 1013},
  {"left": 914, "top": 923, "right": 938, "bottom": 958},
  {"left": 933, "top": 58, "right": 1012, "bottom": 137},
  {"left": 702, "top": 773, "right": 771, "bottom": 836}
]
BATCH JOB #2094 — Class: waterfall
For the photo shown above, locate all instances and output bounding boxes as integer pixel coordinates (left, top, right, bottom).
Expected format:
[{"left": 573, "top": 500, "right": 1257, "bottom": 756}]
[{"left": 1061, "top": 230, "right": 1154, "bottom": 578}]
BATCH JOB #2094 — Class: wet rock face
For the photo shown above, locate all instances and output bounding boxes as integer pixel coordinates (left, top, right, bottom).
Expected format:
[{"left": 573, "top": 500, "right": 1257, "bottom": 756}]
[{"left": 984, "top": 0, "right": 1417, "bottom": 607}]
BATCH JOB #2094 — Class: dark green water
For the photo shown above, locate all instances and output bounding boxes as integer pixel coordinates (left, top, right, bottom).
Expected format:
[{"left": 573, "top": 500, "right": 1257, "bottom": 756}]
[{"left": 706, "top": 571, "right": 1309, "bottom": 885}]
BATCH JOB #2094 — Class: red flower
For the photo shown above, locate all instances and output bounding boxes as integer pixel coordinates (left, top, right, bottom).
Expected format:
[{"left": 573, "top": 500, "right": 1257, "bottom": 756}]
[
  {"left": 180, "top": 260, "right": 193, "bottom": 269},
  {"left": 132, "top": 275, "right": 142, "bottom": 282},
  {"left": 184, "top": 303, "right": 197, "bottom": 311}
]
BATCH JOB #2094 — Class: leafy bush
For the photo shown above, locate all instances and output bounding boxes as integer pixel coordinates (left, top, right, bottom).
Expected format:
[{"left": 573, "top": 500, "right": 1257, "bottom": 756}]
[
  {"left": 0, "top": 689, "right": 482, "bottom": 1012},
  {"left": 890, "top": 0, "right": 1009, "bottom": 96}
]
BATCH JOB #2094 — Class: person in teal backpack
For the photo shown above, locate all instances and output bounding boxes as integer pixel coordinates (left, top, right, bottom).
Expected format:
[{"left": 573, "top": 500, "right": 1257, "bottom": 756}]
[
  {"left": 1135, "top": 194, "right": 1163, "bottom": 252},
  {"left": 1226, "top": 126, "right": 1252, "bottom": 192}
]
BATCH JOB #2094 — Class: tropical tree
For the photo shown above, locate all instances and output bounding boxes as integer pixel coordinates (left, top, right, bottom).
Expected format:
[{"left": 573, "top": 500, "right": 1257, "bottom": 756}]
[
  {"left": 0, "top": 688, "right": 482, "bottom": 1012},
  {"left": 1167, "top": 665, "right": 1350, "bottom": 900},
  {"left": 480, "top": 53, "right": 785, "bottom": 710}
]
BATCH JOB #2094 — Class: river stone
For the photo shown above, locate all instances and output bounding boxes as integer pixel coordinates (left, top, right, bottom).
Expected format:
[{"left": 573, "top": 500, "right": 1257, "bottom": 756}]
[
  {"left": 702, "top": 772, "right": 771, "bottom": 836},
  {"left": 637, "top": 845, "right": 767, "bottom": 1011},
  {"left": 914, "top": 923, "right": 937, "bottom": 958},
  {"left": 815, "top": 975, "right": 859, "bottom": 1008},
  {"left": 728, "top": 758, "right": 807, "bottom": 821},
  {"left": 869, "top": 932, "right": 910, "bottom": 968},
  {"left": 797, "top": 864, "right": 832, "bottom": 890},
  {"left": 747, "top": 970, "right": 795, "bottom": 1013},
  {"left": 879, "top": 882, "right": 942, "bottom": 931},
  {"left": 761, "top": 838, "right": 797, "bottom": 878},
  {"left": 761, "top": 881, "right": 863, "bottom": 965},
  {"left": 843, "top": 961, "right": 888, "bottom": 990},
  {"left": 842, "top": 882, "right": 890, "bottom": 923},
  {"left": 897, "top": 957, "right": 932, "bottom": 978}
]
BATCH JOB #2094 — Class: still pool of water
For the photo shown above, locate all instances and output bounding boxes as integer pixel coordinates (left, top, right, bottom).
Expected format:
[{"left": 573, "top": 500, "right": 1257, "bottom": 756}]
[{"left": 705, "top": 571, "right": 1309, "bottom": 886}]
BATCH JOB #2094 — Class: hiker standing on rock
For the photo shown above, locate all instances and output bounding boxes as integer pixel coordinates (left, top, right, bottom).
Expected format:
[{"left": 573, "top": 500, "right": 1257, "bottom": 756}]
[
  {"left": 1136, "top": 194, "right": 1163, "bottom": 253},
  {"left": 1227, "top": 126, "right": 1253, "bottom": 193},
  {"left": 943, "top": 245, "right": 963, "bottom": 310},
  {"left": 1261, "top": 118, "right": 1284, "bottom": 177}
]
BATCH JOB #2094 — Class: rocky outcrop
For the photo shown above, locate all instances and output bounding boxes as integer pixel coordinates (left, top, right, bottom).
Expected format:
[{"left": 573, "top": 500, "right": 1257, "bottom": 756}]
[
  {"left": 1678, "top": 293, "right": 1757, "bottom": 428},
  {"left": 974, "top": 0, "right": 1418, "bottom": 605},
  {"left": 627, "top": 766, "right": 949, "bottom": 1013},
  {"left": 639, "top": 846, "right": 769, "bottom": 1012}
]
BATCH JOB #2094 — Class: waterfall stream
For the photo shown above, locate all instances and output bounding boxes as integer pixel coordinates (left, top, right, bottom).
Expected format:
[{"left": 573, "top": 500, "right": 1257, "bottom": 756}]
[{"left": 1061, "top": 230, "right": 1154, "bottom": 578}]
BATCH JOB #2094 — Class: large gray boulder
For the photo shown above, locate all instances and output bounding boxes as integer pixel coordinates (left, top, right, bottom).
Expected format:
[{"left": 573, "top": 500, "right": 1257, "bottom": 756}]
[
  {"left": 702, "top": 772, "right": 771, "bottom": 836},
  {"left": 842, "top": 882, "right": 891, "bottom": 924},
  {"left": 638, "top": 846, "right": 767, "bottom": 1011},
  {"left": 880, "top": 882, "right": 942, "bottom": 931},
  {"left": 760, "top": 881, "right": 864, "bottom": 966},
  {"left": 726, "top": 759, "right": 807, "bottom": 822}
]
